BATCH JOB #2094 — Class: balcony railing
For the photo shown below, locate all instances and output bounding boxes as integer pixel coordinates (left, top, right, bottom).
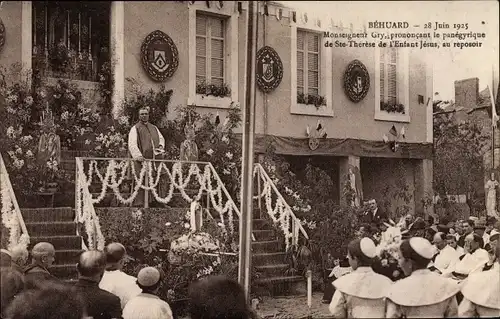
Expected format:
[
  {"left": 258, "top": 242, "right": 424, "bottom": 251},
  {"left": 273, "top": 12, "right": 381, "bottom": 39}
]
[{"left": 75, "top": 157, "right": 242, "bottom": 250}]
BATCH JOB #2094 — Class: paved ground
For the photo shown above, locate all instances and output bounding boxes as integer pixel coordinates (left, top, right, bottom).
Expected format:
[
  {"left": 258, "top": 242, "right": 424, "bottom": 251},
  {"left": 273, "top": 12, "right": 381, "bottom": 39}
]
[{"left": 255, "top": 293, "right": 333, "bottom": 319}]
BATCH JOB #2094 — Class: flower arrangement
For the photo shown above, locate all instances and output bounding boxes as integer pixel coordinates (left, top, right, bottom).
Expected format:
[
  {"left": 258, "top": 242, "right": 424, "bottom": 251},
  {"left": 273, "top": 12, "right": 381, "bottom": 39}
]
[
  {"left": 297, "top": 92, "right": 327, "bottom": 108},
  {"left": 373, "top": 220, "right": 406, "bottom": 281},
  {"left": 195, "top": 81, "right": 231, "bottom": 98},
  {"left": 380, "top": 101, "right": 405, "bottom": 114}
]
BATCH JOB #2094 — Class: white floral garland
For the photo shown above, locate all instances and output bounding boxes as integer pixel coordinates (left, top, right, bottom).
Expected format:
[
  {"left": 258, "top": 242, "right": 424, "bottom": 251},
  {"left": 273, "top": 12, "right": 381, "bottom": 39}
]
[
  {"left": 1, "top": 165, "right": 29, "bottom": 252},
  {"left": 252, "top": 166, "right": 297, "bottom": 249},
  {"left": 75, "top": 159, "right": 106, "bottom": 250},
  {"left": 77, "top": 159, "right": 239, "bottom": 234}
]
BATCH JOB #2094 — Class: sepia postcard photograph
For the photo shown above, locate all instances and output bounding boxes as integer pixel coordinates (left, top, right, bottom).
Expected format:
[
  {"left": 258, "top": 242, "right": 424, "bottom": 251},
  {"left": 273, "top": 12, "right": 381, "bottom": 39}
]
[{"left": 0, "top": 1, "right": 499, "bottom": 318}]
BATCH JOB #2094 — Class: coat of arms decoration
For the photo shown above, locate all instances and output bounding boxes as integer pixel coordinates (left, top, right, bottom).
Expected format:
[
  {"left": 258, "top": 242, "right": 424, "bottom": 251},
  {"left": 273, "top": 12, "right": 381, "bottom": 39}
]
[
  {"left": 256, "top": 46, "right": 284, "bottom": 93},
  {"left": 306, "top": 120, "right": 327, "bottom": 151},
  {"left": 140, "top": 30, "right": 179, "bottom": 82},
  {"left": 343, "top": 59, "right": 370, "bottom": 103},
  {"left": 0, "top": 18, "right": 5, "bottom": 52}
]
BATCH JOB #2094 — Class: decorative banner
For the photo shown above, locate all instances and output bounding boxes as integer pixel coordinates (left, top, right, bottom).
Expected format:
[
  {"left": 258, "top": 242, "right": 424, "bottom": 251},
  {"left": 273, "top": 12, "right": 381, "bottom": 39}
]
[
  {"left": 343, "top": 59, "right": 370, "bottom": 103},
  {"left": 140, "top": 30, "right": 179, "bottom": 82},
  {"left": 256, "top": 46, "right": 283, "bottom": 93},
  {"left": 0, "top": 18, "right": 5, "bottom": 53}
]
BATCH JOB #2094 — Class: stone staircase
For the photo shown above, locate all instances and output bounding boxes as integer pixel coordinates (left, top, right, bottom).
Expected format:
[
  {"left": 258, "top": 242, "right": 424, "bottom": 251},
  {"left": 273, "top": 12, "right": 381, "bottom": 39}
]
[
  {"left": 251, "top": 208, "right": 305, "bottom": 296},
  {"left": 23, "top": 207, "right": 82, "bottom": 281}
]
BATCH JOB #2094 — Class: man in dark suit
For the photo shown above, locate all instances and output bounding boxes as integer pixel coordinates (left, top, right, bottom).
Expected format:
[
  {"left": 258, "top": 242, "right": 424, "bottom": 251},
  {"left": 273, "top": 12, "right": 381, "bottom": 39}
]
[
  {"left": 74, "top": 250, "right": 122, "bottom": 319},
  {"left": 363, "top": 199, "right": 388, "bottom": 227},
  {"left": 24, "top": 242, "right": 60, "bottom": 289}
]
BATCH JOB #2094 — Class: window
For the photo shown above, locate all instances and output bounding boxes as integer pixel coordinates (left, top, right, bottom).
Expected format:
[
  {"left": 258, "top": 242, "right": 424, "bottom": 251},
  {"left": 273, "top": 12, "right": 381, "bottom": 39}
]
[
  {"left": 32, "top": 2, "right": 110, "bottom": 82},
  {"left": 188, "top": 3, "right": 238, "bottom": 109},
  {"left": 196, "top": 14, "right": 225, "bottom": 89},
  {"left": 290, "top": 25, "right": 332, "bottom": 117},
  {"left": 374, "top": 46, "right": 410, "bottom": 122},
  {"left": 380, "top": 47, "right": 398, "bottom": 105},
  {"left": 297, "top": 30, "right": 320, "bottom": 96}
]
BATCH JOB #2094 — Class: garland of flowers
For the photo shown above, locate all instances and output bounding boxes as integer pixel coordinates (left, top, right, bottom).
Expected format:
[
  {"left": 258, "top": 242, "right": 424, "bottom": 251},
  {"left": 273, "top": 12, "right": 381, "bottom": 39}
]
[
  {"left": 75, "top": 159, "right": 105, "bottom": 250},
  {"left": 1, "top": 160, "right": 29, "bottom": 252},
  {"left": 78, "top": 159, "right": 239, "bottom": 234},
  {"left": 253, "top": 166, "right": 297, "bottom": 248}
]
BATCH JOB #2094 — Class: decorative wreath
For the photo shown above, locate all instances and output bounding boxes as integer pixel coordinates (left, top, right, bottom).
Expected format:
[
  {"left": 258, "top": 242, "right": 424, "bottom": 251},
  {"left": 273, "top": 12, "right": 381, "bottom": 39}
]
[
  {"left": 256, "top": 46, "right": 284, "bottom": 93},
  {"left": 140, "top": 30, "right": 179, "bottom": 82},
  {"left": 0, "top": 18, "right": 5, "bottom": 52},
  {"left": 343, "top": 59, "right": 370, "bottom": 103}
]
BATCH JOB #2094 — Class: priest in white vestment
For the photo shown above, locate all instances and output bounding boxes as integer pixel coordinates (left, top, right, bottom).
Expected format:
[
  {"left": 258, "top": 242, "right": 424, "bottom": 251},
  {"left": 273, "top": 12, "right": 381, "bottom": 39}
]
[
  {"left": 443, "top": 233, "right": 489, "bottom": 279},
  {"left": 458, "top": 242, "right": 500, "bottom": 317},
  {"left": 99, "top": 243, "right": 141, "bottom": 309},
  {"left": 428, "top": 232, "right": 461, "bottom": 274}
]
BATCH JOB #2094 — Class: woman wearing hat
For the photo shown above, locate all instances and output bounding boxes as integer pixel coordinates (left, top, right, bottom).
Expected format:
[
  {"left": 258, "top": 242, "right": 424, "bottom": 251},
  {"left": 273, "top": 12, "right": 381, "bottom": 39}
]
[
  {"left": 458, "top": 240, "right": 500, "bottom": 317},
  {"left": 386, "top": 237, "right": 461, "bottom": 318},
  {"left": 328, "top": 238, "right": 393, "bottom": 318}
]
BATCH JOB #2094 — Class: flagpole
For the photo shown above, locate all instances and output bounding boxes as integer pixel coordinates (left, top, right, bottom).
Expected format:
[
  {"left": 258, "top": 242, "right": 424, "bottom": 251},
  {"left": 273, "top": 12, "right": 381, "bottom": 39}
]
[{"left": 238, "top": 0, "right": 258, "bottom": 301}]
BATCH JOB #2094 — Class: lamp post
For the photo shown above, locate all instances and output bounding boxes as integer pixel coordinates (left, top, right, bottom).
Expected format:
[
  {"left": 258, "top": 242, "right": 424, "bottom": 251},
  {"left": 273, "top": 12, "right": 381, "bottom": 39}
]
[{"left": 238, "top": 0, "right": 258, "bottom": 301}]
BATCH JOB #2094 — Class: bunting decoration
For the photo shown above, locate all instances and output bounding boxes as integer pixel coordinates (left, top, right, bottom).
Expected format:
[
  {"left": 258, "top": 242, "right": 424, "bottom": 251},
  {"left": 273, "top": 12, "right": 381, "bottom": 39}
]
[
  {"left": 292, "top": 11, "right": 296, "bottom": 23},
  {"left": 389, "top": 125, "right": 398, "bottom": 137},
  {"left": 276, "top": 8, "right": 282, "bottom": 20}
]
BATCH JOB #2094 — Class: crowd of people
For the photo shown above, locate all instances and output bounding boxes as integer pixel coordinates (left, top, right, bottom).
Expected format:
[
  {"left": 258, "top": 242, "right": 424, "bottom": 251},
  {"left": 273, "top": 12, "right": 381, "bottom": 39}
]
[
  {"left": 0, "top": 242, "right": 255, "bottom": 319},
  {"left": 324, "top": 207, "right": 500, "bottom": 318}
]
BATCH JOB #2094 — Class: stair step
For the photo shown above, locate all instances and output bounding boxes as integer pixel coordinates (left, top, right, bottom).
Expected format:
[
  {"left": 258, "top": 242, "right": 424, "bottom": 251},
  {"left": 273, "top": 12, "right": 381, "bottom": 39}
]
[
  {"left": 253, "top": 252, "right": 287, "bottom": 266},
  {"left": 252, "top": 230, "right": 275, "bottom": 241},
  {"left": 255, "top": 263, "right": 289, "bottom": 277},
  {"left": 55, "top": 249, "right": 84, "bottom": 265},
  {"left": 252, "top": 240, "right": 280, "bottom": 253},
  {"left": 252, "top": 219, "right": 271, "bottom": 230},
  {"left": 49, "top": 263, "right": 78, "bottom": 279},
  {"left": 22, "top": 207, "right": 74, "bottom": 223},
  {"left": 26, "top": 222, "right": 76, "bottom": 236},
  {"left": 30, "top": 236, "right": 82, "bottom": 250},
  {"left": 254, "top": 275, "right": 304, "bottom": 284}
]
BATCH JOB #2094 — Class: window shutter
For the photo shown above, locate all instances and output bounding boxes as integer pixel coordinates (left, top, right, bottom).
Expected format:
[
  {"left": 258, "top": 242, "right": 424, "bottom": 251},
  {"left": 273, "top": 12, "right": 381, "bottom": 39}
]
[
  {"left": 297, "top": 31, "right": 304, "bottom": 50},
  {"left": 196, "top": 15, "right": 207, "bottom": 35}
]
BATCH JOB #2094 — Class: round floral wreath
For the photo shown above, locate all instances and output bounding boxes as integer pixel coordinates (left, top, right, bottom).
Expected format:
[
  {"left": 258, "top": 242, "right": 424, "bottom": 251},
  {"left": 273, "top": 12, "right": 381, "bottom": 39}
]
[
  {"left": 256, "top": 46, "right": 284, "bottom": 93},
  {"left": 343, "top": 59, "right": 370, "bottom": 103},
  {"left": 0, "top": 18, "right": 5, "bottom": 52},
  {"left": 140, "top": 30, "right": 179, "bottom": 82}
]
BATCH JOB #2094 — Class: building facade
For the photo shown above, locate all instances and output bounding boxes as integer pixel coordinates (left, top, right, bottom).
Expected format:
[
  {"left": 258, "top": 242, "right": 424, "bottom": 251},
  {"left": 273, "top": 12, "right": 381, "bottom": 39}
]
[{"left": 0, "top": 1, "right": 433, "bottom": 216}]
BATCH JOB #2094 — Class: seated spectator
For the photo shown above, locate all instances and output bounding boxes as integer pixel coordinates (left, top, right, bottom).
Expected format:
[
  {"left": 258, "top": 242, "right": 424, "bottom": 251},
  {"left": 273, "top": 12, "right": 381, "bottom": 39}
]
[
  {"left": 446, "top": 234, "right": 464, "bottom": 256},
  {"left": 73, "top": 250, "right": 122, "bottom": 319},
  {"left": 3, "top": 282, "right": 86, "bottom": 319},
  {"left": 458, "top": 241, "right": 500, "bottom": 317},
  {"left": 188, "top": 276, "right": 254, "bottom": 319},
  {"left": 1, "top": 268, "right": 25, "bottom": 317},
  {"left": 122, "top": 267, "right": 173, "bottom": 319},
  {"left": 0, "top": 249, "right": 12, "bottom": 268},
  {"left": 24, "top": 242, "right": 58, "bottom": 289},
  {"left": 443, "top": 233, "right": 489, "bottom": 279},
  {"left": 10, "top": 245, "right": 29, "bottom": 274},
  {"left": 99, "top": 243, "right": 141, "bottom": 309}
]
